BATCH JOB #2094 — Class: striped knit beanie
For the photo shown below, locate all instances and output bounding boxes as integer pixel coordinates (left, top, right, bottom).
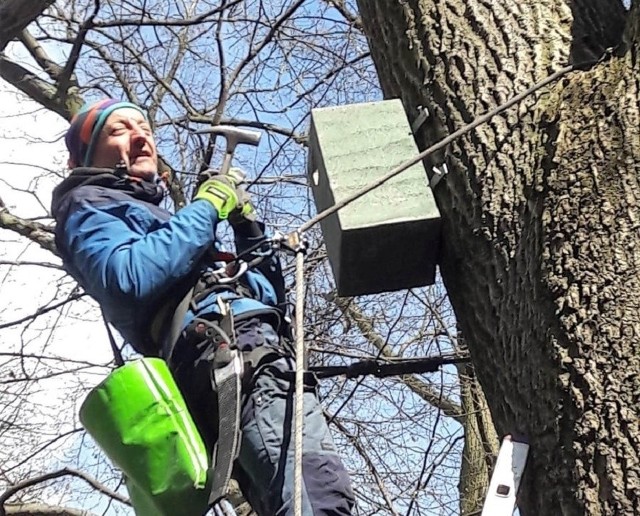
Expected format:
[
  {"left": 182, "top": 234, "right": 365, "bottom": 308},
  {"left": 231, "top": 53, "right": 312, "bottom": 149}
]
[{"left": 65, "top": 99, "right": 147, "bottom": 167}]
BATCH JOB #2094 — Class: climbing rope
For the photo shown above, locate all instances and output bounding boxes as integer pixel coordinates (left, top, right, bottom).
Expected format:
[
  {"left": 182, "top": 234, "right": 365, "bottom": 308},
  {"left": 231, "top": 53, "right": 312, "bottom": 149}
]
[{"left": 293, "top": 245, "right": 306, "bottom": 516}]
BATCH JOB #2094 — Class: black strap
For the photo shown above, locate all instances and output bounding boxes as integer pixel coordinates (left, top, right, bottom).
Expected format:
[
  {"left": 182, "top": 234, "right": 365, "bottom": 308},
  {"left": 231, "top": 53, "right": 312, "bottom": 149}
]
[
  {"left": 209, "top": 345, "right": 243, "bottom": 506},
  {"left": 189, "top": 315, "right": 282, "bottom": 506},
  {"left": 160, "top": 287, "right": 195, "bottom": 362},
  {"left": 102, "top": 311, "right": 125, "bottom": 367}
]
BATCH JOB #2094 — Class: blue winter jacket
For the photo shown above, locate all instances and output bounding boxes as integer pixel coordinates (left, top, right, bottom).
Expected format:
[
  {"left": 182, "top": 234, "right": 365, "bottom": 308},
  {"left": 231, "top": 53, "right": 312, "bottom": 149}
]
[{"left": 51, "top": 167, "right": 286, "bottom": 356}]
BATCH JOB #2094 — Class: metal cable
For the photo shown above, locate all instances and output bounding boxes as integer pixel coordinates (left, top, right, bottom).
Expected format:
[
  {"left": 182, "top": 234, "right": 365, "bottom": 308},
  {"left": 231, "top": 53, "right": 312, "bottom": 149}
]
[
  {"left": 293, "top": 249, "right": 306, "bottom": 516},
  {"left": 299, "top": 63, "right": 578, "bottom": 233}
]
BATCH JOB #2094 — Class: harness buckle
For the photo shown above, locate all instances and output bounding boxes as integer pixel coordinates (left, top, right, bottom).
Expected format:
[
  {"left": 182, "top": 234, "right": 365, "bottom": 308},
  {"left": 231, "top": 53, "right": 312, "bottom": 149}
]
[
  {"left": 208, "top": 260, "right": 249, "bottom": 285},
  {"left": 270, "top": 230, "right": 307, "bottom": 255}
]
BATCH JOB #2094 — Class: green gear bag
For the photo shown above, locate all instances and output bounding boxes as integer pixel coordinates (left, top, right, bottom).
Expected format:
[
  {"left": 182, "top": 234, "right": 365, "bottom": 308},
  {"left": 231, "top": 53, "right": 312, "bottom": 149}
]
[{"left": 79, "top": 357, "right": 210, "bottom": 516}]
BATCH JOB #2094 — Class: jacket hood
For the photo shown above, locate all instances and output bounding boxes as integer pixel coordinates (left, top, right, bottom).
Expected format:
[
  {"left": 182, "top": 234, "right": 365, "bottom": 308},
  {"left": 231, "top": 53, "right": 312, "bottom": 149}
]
[{"left": 51, "top": 166, "right": 166, "bottom": 219}]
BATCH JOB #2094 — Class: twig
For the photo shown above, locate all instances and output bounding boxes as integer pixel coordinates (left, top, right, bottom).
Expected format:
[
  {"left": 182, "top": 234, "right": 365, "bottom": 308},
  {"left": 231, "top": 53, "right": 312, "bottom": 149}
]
[{"left": 0, "top": 292, "right": 85, "bottom": 330}]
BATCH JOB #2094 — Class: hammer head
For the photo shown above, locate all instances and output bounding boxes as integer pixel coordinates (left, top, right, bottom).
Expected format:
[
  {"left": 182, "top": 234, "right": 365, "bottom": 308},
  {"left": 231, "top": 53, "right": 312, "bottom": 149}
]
[
  {"left": 195, "top": 125, "right": 262, "bottom": 176},
  {"left": 196, "top": 125, "right": 261, "bottom": 153}
]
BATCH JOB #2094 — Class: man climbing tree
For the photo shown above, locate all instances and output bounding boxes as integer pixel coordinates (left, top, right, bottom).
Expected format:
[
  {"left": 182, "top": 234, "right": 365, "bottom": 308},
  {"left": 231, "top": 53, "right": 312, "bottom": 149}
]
[{"left": 50, "top": 98, "right": 355, "bottom": 515}]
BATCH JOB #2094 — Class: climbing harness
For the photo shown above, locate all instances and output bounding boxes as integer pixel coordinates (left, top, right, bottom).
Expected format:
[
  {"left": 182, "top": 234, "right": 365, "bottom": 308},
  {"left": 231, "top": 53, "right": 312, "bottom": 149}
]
[{"left": 155, "top": 232, "right": 301, "bottom": 511}]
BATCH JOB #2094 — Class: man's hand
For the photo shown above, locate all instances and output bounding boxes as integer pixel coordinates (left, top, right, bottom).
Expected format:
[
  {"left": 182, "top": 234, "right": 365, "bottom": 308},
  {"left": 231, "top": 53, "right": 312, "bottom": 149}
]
[
  {"left": 224, "top": 167, "right": 258, "bottom": 222},
  {"left": 193, "top": 175, "right": 239, "bottom": 220},
  {"left": 229, "top": 188, "right": 258, "bottom": 224}
]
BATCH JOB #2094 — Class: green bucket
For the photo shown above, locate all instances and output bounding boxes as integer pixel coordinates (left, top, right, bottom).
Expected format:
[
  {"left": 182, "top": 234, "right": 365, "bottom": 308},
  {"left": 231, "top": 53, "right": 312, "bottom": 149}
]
[{"left": 79, "top": 358, "right": 210, "bottom": 516}]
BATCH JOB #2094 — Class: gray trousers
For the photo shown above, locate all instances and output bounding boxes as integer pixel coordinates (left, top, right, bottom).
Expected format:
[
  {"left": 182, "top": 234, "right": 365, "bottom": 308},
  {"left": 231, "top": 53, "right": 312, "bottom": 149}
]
[{"left": 236, "top": 358, "right": 354, "bottom": 515}]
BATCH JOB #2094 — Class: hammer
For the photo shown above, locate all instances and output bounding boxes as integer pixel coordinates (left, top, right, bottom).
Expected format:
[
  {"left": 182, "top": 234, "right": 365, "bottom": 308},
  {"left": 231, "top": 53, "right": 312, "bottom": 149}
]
[{"left": 196, "top": 125, "right": 262, "bottom": 176}]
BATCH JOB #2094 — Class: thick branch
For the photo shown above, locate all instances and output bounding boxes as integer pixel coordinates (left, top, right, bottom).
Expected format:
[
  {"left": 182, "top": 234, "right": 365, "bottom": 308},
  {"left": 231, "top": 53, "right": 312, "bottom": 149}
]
[
  {"left": 0, "top": 205, "right": 56, "bottom": 255},
  {"left": 4, "top": 502, "right": 97, "bottom": 516},
  {"left": 457, "top": 353, "right": 498, "bottom": 515},
  {"left": 57, "top": 5, "right": 99, "bottom": 99},
  {"left": 324, "top": 0, "right": 363, "bottom": 31},
  {"left": 17, "top": 30, "right": 64, "bottom": 80},
  {"left": 0, "top": 56, "right": 81, "bottom": 121},
  {"left": 0, "top": 0, "right": 55, "bottom": 51}
]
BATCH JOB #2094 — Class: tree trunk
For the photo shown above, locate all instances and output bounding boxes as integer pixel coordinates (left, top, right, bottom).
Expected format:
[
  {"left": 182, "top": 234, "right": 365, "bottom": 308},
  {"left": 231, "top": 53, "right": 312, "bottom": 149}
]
[{"left": 355, "top": 0, "right": 638, "bottom": 514}]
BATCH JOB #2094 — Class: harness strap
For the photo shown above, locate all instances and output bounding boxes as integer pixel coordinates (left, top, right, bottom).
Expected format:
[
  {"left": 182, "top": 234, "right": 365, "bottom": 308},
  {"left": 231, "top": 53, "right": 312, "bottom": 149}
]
[
  {"left": 186, "top": 314, "right": 284, "bottom": 507},
  {"left": 209, "top": 342, "right": 243, "bottom": 506},
  {"left": 152, "top": 259, "right": 288, "bottom": 504},
  {"left": 158, "top": 287, "right": 195, "bottom": 363},
  {"left": 152, "top": 264, "right": 250, "bottom": 361}
]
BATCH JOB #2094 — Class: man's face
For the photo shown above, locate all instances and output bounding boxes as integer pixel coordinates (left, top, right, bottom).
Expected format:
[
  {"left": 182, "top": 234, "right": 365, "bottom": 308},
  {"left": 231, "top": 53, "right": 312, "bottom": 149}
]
[{"left": 90, "top": 108, "right": 158, "bottom": 180}]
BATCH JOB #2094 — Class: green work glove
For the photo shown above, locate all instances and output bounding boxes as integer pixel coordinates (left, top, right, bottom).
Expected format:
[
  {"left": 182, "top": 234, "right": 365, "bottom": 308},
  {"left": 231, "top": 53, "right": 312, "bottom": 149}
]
[{"left": 193, "top": 175, "right": 239, "bottom": 220}]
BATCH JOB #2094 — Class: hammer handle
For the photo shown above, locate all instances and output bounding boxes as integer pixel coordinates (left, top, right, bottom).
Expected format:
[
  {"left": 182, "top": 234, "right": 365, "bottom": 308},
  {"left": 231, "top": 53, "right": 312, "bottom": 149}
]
[{"left": 219, "top": 152, "right": 234, "bottom": 176}]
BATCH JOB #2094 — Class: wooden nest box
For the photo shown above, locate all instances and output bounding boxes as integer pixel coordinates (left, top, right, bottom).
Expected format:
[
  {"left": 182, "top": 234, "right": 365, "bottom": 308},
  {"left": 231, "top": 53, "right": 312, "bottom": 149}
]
[{"left": 307, "top": 99, "right": 441, "bottom": 297}]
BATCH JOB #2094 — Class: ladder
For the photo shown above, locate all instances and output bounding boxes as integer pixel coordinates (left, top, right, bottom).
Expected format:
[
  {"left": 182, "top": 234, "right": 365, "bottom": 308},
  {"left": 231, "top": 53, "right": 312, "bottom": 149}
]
[{"left": 481, "top": 435, "right": 530, "bottom": 516}]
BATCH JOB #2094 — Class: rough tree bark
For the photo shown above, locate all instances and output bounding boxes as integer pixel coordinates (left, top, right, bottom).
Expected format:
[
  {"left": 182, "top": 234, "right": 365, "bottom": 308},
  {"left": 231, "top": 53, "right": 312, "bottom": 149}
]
[{"left": 355, "top": 0, "right": 638, "bottom": 514}]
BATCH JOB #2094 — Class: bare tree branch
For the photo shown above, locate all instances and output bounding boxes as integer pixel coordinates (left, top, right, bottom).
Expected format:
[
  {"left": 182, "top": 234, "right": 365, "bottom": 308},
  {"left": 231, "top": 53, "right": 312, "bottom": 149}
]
[
  {"left": 328, "top": 293, "right": 464, "bottom": 423},
  {"left": 0, "top": 261, "right": 63, "bottom": 270},
  {"left": 56, "top": 2, "right": 100, "bottom": 101},
  {"left": 187, "top": 116, "right": 307, "bottom": 145},
  {"left": 0, "top": 205, "right": 56, "bottom": 255},
  {"left": 4, "top": 502, "right": 97, "bottom": 516},
  {"left": 0, "top": 292, "right": 85, "bottom": 330},
  {"left": 92, "top": 4, "right": 242, "bottom": 28},
  {"left": 233, "top": 0, "right": 307, "bottom": 84},
  {"left": 330, "top": 414, "right": 400, "bottom": 515},
  {"left": 323, "top": 0, "right": 363, "bottom": 30},
  {"left": 17, "top": 30, "right": 64, "bottom": 80},
  {"left": 0, "top": 56, "right": 81, "bottom": 121}
]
